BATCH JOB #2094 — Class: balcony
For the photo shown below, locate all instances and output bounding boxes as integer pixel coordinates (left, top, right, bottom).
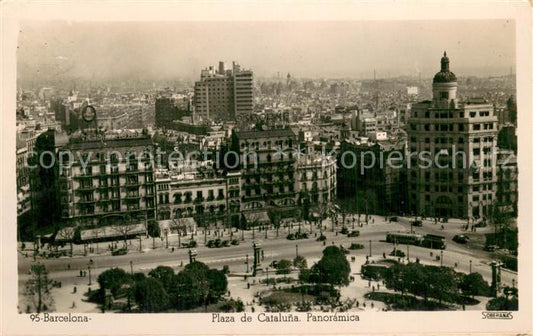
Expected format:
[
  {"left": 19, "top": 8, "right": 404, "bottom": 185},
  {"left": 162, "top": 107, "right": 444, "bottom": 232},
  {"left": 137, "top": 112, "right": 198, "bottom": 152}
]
[
  {"left": 77, "top": 199, "right": 96, "bottom": 204},
  {"left": 77, "top": 185, "right": 96, "bottom": 191}
]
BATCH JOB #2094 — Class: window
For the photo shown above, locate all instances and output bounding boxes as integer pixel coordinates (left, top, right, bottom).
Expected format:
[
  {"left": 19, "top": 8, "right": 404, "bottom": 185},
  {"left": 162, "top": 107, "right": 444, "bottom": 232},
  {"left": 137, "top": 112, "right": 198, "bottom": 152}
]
[{"left": 473, "top": 124, "right": 481, "bottom": 131}]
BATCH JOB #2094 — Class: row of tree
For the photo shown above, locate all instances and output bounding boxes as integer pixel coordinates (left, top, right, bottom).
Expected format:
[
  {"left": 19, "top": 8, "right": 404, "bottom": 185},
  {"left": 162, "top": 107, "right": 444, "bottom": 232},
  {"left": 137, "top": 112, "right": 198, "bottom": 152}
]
[
  {"left": 96, "top": 262, "right": 228, "bottom": 312},
  {"left": 383, "top": 262, "right": 491, "bottom": 305}
]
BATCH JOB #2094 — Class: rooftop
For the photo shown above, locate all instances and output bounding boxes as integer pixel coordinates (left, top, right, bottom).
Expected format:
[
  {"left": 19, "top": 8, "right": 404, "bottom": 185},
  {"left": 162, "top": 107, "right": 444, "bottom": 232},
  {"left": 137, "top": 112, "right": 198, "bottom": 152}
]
[{"left": 234, "top": 128, "right": 296, "bottom": 139}]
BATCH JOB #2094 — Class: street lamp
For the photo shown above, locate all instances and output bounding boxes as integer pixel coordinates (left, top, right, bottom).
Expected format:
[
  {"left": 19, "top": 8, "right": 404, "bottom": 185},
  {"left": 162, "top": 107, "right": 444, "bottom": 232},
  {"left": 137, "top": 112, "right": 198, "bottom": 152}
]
[
  {"left": 88, "top": 265, "right": 92, "bottom": 286},
  {"left": 130, "top": 260, "right": 133, "bottom": 275},
  {"left": 296, "top": 244, "right": 299, "bottom": 258},
  {"left": 469, "top": 260, "right": 472, "bottom": 274},
  {"left": 369, "top": 240, "right": 372, "bottom": 257},
  {"left": 440, "top": 250, "right": 443, "bottom": 267}
]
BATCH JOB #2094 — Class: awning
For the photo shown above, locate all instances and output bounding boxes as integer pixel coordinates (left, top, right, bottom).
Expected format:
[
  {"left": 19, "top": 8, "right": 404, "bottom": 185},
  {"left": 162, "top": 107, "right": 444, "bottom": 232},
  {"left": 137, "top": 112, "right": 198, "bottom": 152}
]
[
  {"left": 80, "top": 223, "right": 146, "bottom": 242},
  {"left": 243, "top": 211, "right": 270, "bottom": 224}
]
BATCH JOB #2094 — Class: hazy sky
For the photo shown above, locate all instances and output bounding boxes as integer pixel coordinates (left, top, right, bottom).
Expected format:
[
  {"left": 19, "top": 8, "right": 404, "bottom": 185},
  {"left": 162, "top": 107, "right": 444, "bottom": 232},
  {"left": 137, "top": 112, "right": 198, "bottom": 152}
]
[{"left": 17, "top": 20, "right": 515, "bottom": 81}]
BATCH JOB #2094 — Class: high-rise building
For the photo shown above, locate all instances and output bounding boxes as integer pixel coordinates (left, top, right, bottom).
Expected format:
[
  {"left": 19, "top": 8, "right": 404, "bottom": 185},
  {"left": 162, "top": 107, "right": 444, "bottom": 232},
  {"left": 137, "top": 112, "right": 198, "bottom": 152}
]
[
  {"left": 194, "top": 62, "right": 253, "bottom": 121},
  {"left": 407, "top": 52, "right": 498, "bottom": 220}
]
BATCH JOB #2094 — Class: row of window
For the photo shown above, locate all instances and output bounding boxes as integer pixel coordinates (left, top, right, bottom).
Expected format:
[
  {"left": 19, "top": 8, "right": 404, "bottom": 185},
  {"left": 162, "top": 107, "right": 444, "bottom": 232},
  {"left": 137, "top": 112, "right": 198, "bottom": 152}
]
[{"left": 413, "top": 110, "right": 491, "bottom": 119}]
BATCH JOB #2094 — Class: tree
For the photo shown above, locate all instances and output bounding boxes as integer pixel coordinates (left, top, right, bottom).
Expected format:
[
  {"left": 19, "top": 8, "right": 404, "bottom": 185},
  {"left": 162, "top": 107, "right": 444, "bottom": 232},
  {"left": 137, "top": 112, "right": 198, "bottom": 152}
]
[
  {"left": 134, "top": 277, "right": 170, "bottom": 312},
  {"left": 310, "top": 246, "right": 350, "bottom": 288},
  {"left": 207, "top": 269, "right": 228, "bottom": 301},
  {"left": 293, "top": 255, "right": 308, "bottom": 270},
  {"left": 97, "top": 268, "right": 132, "bottom": 299},
  {"left": 459, "top": 272, "right": 490, "bottom": 298},
  {"left": 147, "top": 220, "right": 161, "bottom": 249},
  {"left": 486, "top": 296, "right": 518, "bottom": 311},
  {"left": 168, "top": 261, "right": 228, "bottom": 311},
  {"left": 269, "top": 210, "right": 281, "bottom": 238},
  {"left": 357, "top": 190, "right": 377, "bottom": 223},
  {"left": 275, "top": 259, "right": 293, "bottom": 275},
  {"left": 56, "top": 226, "right": 76, "bottom": 256},
  {"left": 148, "top": 266, "right": 175, "bottom": 291},
  {"left": 111, "top": 217, "right": 138, "bottom": 249},
  {"left": 25, "top": 263, "right": 55, "bottom": 313}
]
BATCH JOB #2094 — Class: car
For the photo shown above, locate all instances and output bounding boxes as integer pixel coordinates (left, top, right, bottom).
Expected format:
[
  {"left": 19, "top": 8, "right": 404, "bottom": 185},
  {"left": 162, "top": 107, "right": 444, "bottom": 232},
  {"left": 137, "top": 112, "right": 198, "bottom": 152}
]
[
  {"left": 111, "top": 247, "right": 128, "bottom": 256},
  {"left": 389, "top": 216, "right": 398, "bottom": 222},
  {"left": 484, "top": 245, "right": 498, "bottom": 252},
  {"left": 412, "top": 220, "right": 423, "bottom": 227},
  {"left": 474, "top": 221, "right": 487, "bottom": 228},
  {"left": 230, "top": 239, "right": 240, "bottom": 246},
  {"left": 347, "top": 230, "right": 360, "bottom": 237},
  {"left": 452, "top": 234, "right": 469, "bottom": 244}
]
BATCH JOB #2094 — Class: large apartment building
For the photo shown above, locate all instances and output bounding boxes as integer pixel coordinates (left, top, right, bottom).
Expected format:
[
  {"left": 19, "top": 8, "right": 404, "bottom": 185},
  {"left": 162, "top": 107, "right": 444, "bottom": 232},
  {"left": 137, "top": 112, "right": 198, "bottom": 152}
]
[
  {"left": 58, "top": 131, "right": 156, "bottom": 228},
  {"left": 407, "top": 52, "right": 499, "bottom": 220},
  {"left": 194, "top": 62, "right": 253, "bottom": 121},
  {"left": 230, "top": 129, "right": 299, "bottom": 225}
]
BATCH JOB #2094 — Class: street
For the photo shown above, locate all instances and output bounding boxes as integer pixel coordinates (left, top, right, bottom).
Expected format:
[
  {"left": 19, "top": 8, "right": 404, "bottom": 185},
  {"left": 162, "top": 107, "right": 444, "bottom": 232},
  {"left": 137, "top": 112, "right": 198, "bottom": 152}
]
[{"left": 18, "top": 214, "right": 517, "bottom": 313}]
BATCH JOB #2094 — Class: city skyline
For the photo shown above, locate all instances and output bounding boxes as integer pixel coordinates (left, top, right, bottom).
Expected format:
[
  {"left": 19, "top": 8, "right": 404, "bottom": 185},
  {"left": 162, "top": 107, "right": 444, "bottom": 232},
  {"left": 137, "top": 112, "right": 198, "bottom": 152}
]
[{"left": 17, "top": 20, "right": 515, "bottom": 84}]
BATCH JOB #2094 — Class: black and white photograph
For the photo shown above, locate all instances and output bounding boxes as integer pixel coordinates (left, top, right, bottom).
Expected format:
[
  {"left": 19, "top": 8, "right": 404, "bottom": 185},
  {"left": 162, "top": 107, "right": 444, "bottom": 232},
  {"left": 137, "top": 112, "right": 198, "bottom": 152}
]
[{"left": 1, "top": 1, "right": 532, "bottom": 335}]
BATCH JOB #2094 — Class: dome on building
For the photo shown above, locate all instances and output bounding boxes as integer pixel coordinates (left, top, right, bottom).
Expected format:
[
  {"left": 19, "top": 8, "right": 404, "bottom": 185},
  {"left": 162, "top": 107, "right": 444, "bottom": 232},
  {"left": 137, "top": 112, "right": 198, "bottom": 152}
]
[{"left": 433, "top": 51, "right": 457, "bottom": 83}]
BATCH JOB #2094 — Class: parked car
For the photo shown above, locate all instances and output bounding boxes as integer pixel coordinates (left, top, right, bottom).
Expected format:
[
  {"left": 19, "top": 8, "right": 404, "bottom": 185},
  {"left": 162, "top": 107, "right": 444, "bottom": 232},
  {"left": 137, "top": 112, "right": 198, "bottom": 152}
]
[
  {"left": 389, "top": 216, "right": 398, "bottom": 222},
  {"left": 412, "top": 220, "right": 423, "bottom": 227},
  {"left": 111, "top": 247, "right": 128, "bottom": 256},
  {"left": 347, "top": 230, "right": 360, "bottom": 237},
  {"left": 452, "top": 234, "right": 469, "bottom": 244},
  {"left": 230, "top": 239, "right": 240, "bottom": 246},
  {"left": 484, "top": 245, "right": 498, "bottom": 252}
]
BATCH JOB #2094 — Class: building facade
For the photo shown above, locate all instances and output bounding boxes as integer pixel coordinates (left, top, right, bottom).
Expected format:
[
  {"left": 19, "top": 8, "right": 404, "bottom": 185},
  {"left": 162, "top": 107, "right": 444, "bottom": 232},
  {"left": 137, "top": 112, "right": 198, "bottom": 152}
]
[
  {"left": 337, "top": 139, "right": 407, "bottom": 215},
  {"left": 230, "top": 129, "right": 299, "bottom": 224},
  {"left": 58, "top": 132, "right": 156, "bottom": 228},
  {"left": 296, "top": 151, "right": 337, "bottom": 217},
  {"left": 194, "top": 62, "right": 253, "bottom": 121},
  {"left": 407, "top": 53, "right": 498, "bottom": 220},
  {"left": 154, "top": 168, "right": 228, "bottom": 228}
]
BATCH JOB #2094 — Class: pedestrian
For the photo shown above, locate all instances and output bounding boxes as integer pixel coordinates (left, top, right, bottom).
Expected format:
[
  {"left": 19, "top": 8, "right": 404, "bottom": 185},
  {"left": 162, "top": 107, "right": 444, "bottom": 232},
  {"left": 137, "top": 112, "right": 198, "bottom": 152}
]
[
  {"left": 371, "top": 302, "right": 374, "bottom": 308},
  {"left": 372, "top": 285, "right": 375, "bottom": 292},
  {"left": 67, "top": 264, "right": 70, "bottom": 270},
  {"left": 377, "top": 283, "right": 380, "bottom": 290},
  {"left": 79, "top": 270, "right": 83, "bottom": 277}
]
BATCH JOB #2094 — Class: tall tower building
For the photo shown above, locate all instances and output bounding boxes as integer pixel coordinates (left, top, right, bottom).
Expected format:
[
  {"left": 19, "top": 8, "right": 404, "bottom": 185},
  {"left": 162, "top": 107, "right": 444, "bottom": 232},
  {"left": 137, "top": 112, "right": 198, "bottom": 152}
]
[
  {"left": 407, "top": 52, "right": 498, "bottom": 220},
  {"left": 193, "top": 61, "right": 253, "bottom": 121}
]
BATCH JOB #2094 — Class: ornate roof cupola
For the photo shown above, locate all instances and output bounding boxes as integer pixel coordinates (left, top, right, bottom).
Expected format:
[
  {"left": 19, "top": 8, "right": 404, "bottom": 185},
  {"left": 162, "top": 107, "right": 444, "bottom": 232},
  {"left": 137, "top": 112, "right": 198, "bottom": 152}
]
[{"left": 432, "top": 51, "right": 458, "bottom": 108}]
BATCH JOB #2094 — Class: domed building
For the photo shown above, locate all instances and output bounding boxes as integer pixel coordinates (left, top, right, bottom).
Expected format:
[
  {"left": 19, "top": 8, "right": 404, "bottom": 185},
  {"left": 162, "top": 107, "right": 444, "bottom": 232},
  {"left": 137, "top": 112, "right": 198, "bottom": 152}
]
[{"left": 407, "top": 52, "right": 499, "bottom": 221}]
